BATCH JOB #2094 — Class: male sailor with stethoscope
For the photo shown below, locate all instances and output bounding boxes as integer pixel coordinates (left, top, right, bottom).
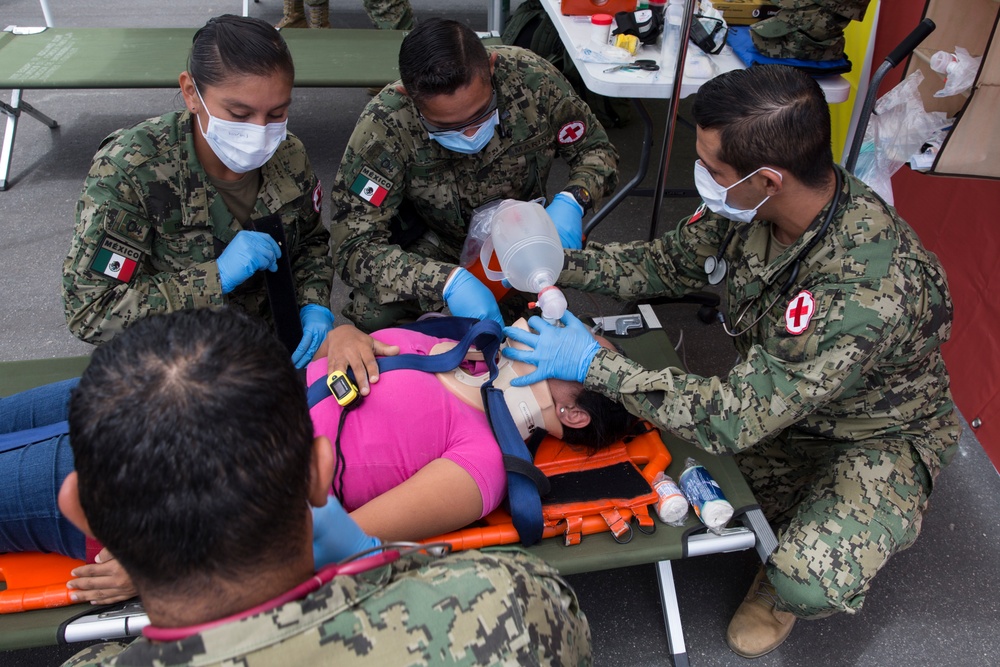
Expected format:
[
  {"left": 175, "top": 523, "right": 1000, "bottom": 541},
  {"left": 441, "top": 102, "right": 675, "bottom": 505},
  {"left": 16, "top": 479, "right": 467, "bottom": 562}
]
[{"left": 500, "top": 64, "right": 960, "bottom": 659}]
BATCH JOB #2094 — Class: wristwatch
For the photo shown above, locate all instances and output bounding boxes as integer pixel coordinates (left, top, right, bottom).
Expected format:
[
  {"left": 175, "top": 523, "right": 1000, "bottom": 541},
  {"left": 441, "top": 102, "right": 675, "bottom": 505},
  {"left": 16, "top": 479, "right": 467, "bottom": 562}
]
[{"left": 564, "top": 185, "right": 593, "bottom": 214}]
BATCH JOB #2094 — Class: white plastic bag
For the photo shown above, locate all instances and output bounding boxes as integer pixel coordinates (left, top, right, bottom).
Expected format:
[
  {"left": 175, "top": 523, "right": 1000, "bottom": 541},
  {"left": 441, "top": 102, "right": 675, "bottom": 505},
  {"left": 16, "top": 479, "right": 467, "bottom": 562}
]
[
  {"left": 930, "top": 46, "right": 981, "bottom": 98},
  {"left": 853, "top": 70, "right": 949, "bottom": 204}
]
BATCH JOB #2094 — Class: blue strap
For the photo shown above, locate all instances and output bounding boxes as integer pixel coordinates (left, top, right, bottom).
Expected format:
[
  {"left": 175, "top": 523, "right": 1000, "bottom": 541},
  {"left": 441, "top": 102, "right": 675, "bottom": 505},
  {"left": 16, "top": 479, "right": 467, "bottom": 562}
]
[
  {"left": 0, "top": 420, "right": 70, "bottom": 454},
  {"left": 483, "top": 386, "right": 545, "bottom": 545},
  {"left": 305, "top": 317, "right": 546, "bottom": 545}
]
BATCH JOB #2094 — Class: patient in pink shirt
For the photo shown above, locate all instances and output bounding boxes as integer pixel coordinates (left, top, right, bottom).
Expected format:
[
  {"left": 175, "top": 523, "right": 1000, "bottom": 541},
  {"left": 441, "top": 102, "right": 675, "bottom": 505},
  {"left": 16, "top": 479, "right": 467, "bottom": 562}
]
[{"left": 308, "top": 323, "right": 633, "bottom": 542}]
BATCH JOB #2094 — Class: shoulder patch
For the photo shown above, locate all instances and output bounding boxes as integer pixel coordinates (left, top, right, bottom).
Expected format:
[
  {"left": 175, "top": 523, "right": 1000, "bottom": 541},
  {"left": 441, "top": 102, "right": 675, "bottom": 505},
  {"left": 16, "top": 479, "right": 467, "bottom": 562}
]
[
  {"left": 688, "top": 203, "right": 708, "bottom": 225},
  {"left": 557, "top": 121, "right": 587, "bottom": 145},
  {"left": 312, "top": 180, "right": 323, "bottom": 213},
  {"left": 89, "top": 234, "right": 142, "bottom": 283},
  {"left": 103, "top": 206, "right": 152, "bottom": 251},
  {"left": 350, "top": 166, "right": 392, "bottom": 207},
  {"left": 784, "top": 290, "right": 816, "bottom": 335}
]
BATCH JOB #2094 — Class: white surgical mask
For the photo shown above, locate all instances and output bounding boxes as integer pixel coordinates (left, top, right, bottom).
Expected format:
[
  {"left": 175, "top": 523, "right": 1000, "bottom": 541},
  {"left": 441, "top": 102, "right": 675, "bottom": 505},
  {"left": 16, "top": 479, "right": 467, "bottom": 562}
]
[
  {"left": 693, "top": 160, "right": 780, "bottom": 224},
  {"left": 430, "top": 110, "right": 500, "bottom": 155},
  {"left": 194, "top": 85, "right": 287, "bottom": 173}
]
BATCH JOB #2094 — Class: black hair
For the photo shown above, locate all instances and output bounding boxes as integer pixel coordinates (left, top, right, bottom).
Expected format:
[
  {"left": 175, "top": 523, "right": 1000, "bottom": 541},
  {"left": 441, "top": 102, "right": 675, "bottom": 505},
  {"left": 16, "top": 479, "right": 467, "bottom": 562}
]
[
  {"left": 68, "top": 308, "right": 314, "bottom": 596},
  {"left": 398, "top": 18, "right": 491, "bottom": 106},
  {"left": 691, "top": 64, "right": 833, "bottom": 188},
  {"left": 561, "top": 388, "right": 636, "bottom": 453},
  {"left": 189, "top": 14, "right": 295, "bottom": 90}
]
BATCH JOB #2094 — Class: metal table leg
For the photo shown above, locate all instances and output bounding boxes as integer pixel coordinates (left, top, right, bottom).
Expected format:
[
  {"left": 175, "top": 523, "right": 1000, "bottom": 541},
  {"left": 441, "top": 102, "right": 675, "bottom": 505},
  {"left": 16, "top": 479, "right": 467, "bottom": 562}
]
[
  {"left": 656, "top": 560, "right": 690, "bottom": 667},
  {"left": 584, "top": 99, "right": 653, "bottom": 236},
  {"left": 1, "top": 90, "right": 59, "bottom": 191}
]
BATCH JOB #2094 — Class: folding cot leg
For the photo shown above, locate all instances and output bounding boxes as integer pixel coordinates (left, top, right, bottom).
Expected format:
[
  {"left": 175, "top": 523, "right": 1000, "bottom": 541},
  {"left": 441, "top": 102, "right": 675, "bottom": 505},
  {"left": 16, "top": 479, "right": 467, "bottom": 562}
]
[
  {"left": 655, "top": 560, "right": 690, "bottom": 667},
  {"left": 0, "top": 89, "right": 59, "bottom": 191}
]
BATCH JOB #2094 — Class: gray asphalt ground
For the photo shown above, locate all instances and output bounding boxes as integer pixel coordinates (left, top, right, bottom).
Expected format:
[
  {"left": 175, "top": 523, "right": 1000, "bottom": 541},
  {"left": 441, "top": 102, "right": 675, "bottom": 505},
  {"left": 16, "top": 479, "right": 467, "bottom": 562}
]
[{"left": 2, "top": 1, "right": 999, "bottom": 665}]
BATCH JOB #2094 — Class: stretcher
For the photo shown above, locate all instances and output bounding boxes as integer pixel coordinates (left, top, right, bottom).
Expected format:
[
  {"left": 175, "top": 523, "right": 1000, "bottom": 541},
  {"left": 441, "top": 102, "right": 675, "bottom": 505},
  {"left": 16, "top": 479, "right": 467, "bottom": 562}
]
[
  {"left": 0, "top": 317, "right": 776, "bottom": 667},
  {"left": 0, "top": 26, "right": 502, "bottom": 190}
]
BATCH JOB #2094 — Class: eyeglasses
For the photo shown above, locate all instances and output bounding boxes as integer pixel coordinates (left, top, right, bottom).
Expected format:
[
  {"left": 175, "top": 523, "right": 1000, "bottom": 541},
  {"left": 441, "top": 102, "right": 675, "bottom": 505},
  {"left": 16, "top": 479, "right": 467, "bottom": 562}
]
[{"left": 418, "top": 89, "right": 498, "bottom": 136}]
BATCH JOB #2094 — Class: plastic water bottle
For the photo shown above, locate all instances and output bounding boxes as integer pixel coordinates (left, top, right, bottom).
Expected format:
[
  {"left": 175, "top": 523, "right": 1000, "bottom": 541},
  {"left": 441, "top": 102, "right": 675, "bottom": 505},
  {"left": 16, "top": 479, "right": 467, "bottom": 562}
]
[
  {"left": 660, "top": 0, "right": 685, "bottom": 73},
  {"left": 479, "top": 199, "right": 568, "bottom": 322},
  {"left": 652, "top": 472, "right": 689, "bottom": 526},
  {"left": 678, "top": 457, "right": 734, "bottom": 534}
]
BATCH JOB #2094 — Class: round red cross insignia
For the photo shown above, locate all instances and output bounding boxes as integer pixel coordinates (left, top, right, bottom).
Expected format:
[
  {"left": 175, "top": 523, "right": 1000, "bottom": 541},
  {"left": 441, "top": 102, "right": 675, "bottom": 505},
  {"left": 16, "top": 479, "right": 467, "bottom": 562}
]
[
  {"left": 558, "top": 121, "right": 586, "bottom": 145},
  {"left": 784, "top": 290, "right": 815, "bottom": 335},
  {"left": 312, "top": 181, "right": 323, "bottom": 213}
]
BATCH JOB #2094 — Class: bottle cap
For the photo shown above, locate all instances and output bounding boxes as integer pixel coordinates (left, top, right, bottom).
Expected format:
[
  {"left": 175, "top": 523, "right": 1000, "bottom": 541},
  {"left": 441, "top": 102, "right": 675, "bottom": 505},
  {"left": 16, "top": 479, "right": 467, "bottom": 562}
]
[{"left": 591, "top": 13, "right": 613, "bottom": 26}]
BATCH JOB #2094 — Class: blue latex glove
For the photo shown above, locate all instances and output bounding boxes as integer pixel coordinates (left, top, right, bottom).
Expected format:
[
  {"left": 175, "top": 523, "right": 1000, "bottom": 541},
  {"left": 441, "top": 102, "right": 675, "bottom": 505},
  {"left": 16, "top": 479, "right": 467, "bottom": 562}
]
[
  {"left": 502, "top": 311, "right": 600, "bottom": 386},
  {"left": 292, "top": 305, "right": 335, "bottom": 369},
  {"left": 442, "top": 267, "right": 504, "bottom": 329},
  {"left": 311, "top": 498, "right": 381, "bottom": 568},
  {"left": 217, "top": 230, "right": 282, "bottom": 294},
  {"left": 545, "top": 192, "right": 585, "bottom": 250}
]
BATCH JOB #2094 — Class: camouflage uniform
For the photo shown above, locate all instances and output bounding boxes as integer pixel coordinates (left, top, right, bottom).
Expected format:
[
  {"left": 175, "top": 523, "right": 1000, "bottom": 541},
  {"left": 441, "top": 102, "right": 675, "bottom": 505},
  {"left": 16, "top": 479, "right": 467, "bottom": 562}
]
[
  {"left": 62, "top": 111, "right": 332, "bottom": 345},
  {"left": 61, "top": 548, "right": 592, "bottom": 667},
  {"left": 361, "top": 0, "right": 414, "bottom": 31},
  {"left": 330, "top": 45, "right": 619, "bottom": 331},
  {"left": 751, "top": 0, "right": 872, "bottom": 60},
  {"left": 559, "top": 167, "right": 960, "bottom": 618}
]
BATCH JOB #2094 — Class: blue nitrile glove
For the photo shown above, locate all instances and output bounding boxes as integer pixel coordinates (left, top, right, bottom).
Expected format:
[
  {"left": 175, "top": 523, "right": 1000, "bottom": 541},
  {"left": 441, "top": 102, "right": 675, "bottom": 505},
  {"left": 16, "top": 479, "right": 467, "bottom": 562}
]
[
  {"left": 502, "top": 311, "right": 600, "bottom": 386},
  {"left": 442, "top": 267, "right": 504, "bottom": 329},
  {"left": 545, "top": 192, "right": 585, "bottom": 250},
  {"left": 311, "top": 498, "right": 381, "bottom": 568},
  {"left": 292, "top": 304, "right": 335, "bottom": 369},
  {"left": 217, "top": 230, "right": 282, "bottom": 294}
]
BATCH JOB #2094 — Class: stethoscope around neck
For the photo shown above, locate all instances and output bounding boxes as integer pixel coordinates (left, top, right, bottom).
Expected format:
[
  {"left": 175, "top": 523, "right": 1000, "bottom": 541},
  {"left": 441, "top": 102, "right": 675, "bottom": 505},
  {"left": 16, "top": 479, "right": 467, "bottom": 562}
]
[{"left": 708, "top": 168, "right": 844, "bottom": 338}]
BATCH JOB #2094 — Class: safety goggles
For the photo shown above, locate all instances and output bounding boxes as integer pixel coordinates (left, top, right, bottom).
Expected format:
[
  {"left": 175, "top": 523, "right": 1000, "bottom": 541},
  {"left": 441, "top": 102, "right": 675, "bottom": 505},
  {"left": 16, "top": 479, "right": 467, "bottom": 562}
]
[{"left": 418, "top": 88, "right": 499, "bottom": 136}]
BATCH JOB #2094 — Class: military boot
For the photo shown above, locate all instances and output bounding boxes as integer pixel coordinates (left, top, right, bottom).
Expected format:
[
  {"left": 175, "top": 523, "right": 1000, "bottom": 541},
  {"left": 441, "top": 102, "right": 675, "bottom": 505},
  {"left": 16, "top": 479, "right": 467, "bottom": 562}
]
[
  {"left": 726, "top": 566, "right": 797, "bottom": 658},
  {"left": 275, "top": 0, "right": 306, "bottom": 29},
  {"left": 305, "top": 3, "right": 330, "bottom": 29}
]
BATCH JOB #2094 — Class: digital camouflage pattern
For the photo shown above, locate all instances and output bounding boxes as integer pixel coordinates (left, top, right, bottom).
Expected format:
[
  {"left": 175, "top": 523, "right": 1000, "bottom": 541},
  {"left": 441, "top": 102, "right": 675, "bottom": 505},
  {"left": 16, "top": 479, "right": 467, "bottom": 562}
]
[
  {"left": 61, "top": 548, "right": 592, "bottom": 667},
  {"left": 750, "top": 0, "right": 872, "bottom": 60},
  {"left": 361, "top": 0, "right": 414, "bottom": 30},
  {"left": 301, "top": 0, "right": 413, "bottom": 30},
  {"left": 329, "top": 46, "right": 619, "bottom": 331},
  {"left": 62, "top": 111, "right": 332, "bottom": 344},
  {"left": 738, "top": 435, "right": 930, "bottom": 618},
  {"left": 560, "top": 167, "right": 959, "bottom": 616}
]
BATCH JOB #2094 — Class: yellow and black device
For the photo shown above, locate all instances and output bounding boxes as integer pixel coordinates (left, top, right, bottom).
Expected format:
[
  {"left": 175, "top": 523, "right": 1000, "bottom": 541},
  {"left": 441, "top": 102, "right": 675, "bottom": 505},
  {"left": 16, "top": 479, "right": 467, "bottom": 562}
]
[{"left": 326, "top": 370, "right": 360, "bottom": 407}]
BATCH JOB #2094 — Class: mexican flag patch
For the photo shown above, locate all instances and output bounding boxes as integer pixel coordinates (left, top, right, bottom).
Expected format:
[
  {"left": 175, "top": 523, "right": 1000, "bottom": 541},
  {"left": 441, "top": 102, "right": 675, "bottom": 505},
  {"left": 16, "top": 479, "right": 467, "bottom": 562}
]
[
  {"left": 90, "top": 235, "right": 141, "bottom": 283},
  {"left": 350, "top": 166, "right": 391, "bottom": 206}
]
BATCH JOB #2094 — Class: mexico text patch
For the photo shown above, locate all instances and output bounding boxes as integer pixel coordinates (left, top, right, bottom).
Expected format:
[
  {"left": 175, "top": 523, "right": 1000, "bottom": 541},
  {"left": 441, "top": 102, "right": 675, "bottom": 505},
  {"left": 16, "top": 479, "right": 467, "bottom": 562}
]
[
  {"left": 350, "top": 166, "right": 392, "bottom": 206},
  {"left": 90, "top": 235, "right": 142, "bottom": 283}
]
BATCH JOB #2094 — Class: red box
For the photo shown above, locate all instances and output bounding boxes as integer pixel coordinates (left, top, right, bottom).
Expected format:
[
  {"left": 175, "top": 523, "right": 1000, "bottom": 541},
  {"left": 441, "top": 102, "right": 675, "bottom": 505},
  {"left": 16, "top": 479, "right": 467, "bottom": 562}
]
[{"left": 561, "top": 0, "right": 638, "bottom": 17}]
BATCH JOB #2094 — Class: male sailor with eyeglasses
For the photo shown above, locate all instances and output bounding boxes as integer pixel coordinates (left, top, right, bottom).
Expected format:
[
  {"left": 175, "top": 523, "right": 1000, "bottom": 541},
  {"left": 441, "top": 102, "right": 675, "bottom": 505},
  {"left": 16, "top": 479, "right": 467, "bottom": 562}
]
[
  {"left": 329, "top": 18, "right": 618, "bottom": 332},
  {"left": 501, "top": 64, "right": 959, "bottom": 659}
]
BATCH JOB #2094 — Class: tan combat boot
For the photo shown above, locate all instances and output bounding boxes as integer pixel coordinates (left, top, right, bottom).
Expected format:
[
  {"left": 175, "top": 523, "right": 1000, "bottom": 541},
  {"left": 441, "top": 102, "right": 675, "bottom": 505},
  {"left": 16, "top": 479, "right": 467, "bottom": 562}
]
[
  {"left": 275, "top": 0, "right": 306, "bottom": 29},
  {"left": 305, "top": 3, "right": 330, "bottom": 29},
  {"left": 726, "top": 566, "right": 797, "bottom": 658}
]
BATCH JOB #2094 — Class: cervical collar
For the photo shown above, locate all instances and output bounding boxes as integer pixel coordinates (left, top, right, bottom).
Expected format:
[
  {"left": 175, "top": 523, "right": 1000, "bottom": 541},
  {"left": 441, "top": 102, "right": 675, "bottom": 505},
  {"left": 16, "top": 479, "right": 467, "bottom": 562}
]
[{"left": 434, "top": 318, "right": 563, "bottom": 440}]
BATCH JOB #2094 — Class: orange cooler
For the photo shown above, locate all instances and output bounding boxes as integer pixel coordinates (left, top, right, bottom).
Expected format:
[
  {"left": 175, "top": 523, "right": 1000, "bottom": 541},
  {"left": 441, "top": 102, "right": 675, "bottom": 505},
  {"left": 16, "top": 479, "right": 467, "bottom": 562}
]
[{"left": 561, "top": 0, "right": 638, "bottom": 16}]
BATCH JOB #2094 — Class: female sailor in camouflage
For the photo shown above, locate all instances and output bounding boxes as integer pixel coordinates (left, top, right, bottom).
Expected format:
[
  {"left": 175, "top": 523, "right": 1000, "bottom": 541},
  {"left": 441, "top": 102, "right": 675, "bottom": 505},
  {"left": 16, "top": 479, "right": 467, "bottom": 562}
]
[{"left": 62, "top": 15, "right": 334, "bottom": 368}]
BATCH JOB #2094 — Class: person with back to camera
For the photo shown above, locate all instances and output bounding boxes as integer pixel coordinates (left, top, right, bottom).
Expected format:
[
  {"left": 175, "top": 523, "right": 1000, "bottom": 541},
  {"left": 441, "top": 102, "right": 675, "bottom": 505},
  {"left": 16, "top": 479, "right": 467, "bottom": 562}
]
[
  {"left": 329, "top": 18, "right": 619, "bottom": 332},
  {"left": 498, "top": 64, "right": 960, "bottom": 658},
  {"left": 54, "top": 307, "right": 592, "bottom": 666},
  {"left": 62, "top": 15, "right": 334, "bottom": 369}
]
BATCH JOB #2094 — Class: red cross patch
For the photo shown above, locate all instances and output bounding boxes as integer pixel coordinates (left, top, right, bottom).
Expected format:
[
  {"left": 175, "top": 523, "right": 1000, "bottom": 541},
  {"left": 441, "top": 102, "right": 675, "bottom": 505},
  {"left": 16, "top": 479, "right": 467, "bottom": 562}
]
[
  {"left": 784, "top": 290, "right": 815, "bottom": 335},
  {"left": 558, "top": 121, "right": 586, "bottom": 145},
  {"left": 312, "top": 181, "right": 323, "bottom": 213},
  {"left": 688, "top": 203, "right": 707, "bottom": 225}
]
